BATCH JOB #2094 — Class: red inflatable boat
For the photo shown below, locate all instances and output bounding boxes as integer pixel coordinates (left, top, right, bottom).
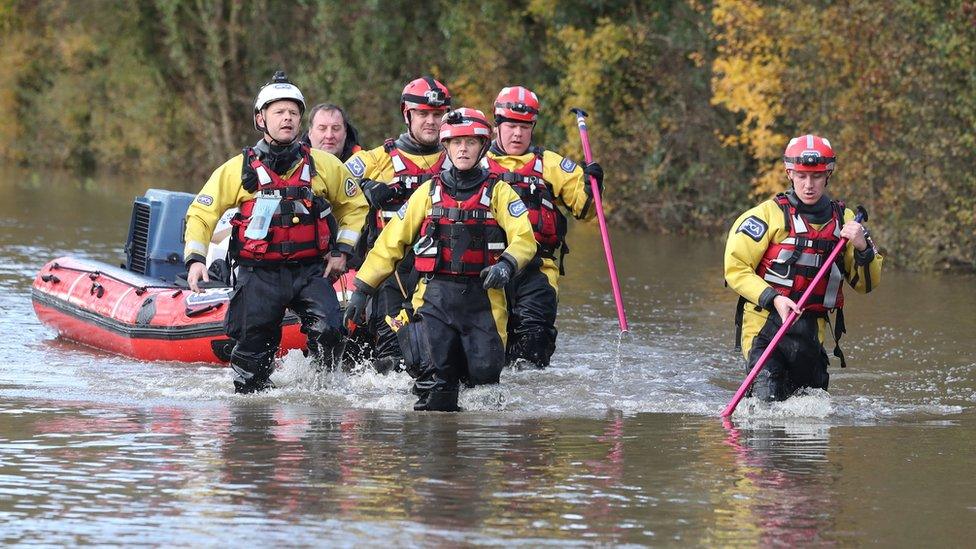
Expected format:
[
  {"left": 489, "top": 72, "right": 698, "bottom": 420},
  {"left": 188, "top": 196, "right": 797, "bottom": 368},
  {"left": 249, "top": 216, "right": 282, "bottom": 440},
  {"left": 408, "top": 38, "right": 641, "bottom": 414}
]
[
  {"left": 31, "top": 188, "right": 358, "bottom": 364},
  {"left": 31, "top": 256, "right": 356, "bottom": 364}
]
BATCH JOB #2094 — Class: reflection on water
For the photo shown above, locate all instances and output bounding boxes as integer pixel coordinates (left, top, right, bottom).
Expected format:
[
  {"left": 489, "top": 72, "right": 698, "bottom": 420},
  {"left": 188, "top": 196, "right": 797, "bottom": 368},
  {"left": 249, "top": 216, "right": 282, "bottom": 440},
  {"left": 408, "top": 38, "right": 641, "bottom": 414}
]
[
  {"left": 0, "top": 401, "right": 656, "bottom": 544},
  {"left": 712, "top": 418, "right": 836, "bottom": 546},
  {"left": 2, "top": 168, "right": 976, "bottom": 544},
  {"left": 3, "top": 400, "right": 975, "bottom": 545}
]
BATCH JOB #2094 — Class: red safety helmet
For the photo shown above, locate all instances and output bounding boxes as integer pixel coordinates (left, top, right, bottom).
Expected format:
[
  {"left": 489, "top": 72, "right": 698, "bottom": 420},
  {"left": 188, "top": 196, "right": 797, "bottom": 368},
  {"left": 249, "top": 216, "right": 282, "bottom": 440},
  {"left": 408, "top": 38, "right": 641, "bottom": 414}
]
[
  {"left": 439, "top": 108, "right": 492, "bottom": 142},
  {"left": 400, "top": 77, "right": 451, "bottom": 120},
  {"left": 493, "top": 86, "right": 540, "bottom": 123},
  {"left": 783, "top": 134, "right": 836, "bottom": 172}
]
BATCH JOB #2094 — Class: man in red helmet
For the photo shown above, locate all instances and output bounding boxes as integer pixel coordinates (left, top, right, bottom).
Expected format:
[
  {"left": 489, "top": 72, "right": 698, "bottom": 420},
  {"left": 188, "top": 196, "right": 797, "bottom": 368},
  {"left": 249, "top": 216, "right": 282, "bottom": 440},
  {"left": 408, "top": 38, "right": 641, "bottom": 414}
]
[
  {"left": 485, "top": 85, "right": 603, "bottom": 369},
  {"left": 183, "top": 71, "right": 368, "bottom": 394},
  {"left": 343, "top": 108, "right": 537, "bottom": 411},
  {"left": 725, "top": 134, "right": 883, "bottom": 402},
  {"left": 343, "top": 76, "right": 452, "bottom": 373}
]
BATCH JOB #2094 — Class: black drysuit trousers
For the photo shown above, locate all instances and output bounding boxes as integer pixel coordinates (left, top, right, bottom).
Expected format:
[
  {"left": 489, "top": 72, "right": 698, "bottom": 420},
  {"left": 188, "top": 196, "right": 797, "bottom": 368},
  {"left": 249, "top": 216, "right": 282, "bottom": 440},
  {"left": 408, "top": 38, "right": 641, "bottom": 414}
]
[{"left": 224, "top": 261, "right": 343, "bottom": 393}]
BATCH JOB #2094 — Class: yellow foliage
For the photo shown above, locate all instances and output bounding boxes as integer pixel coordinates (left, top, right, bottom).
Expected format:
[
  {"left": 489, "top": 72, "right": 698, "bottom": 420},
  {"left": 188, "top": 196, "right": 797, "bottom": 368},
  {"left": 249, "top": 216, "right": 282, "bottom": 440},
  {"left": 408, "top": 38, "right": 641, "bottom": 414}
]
[
  {"left": 549, "top": 18, "right": 634, "bottom": 158},
  {"left": 710, "top": 0, "right": 789, "bottom": 197},
  {"left": 0, "top": 0, "right": 971, "bottom": 269}
]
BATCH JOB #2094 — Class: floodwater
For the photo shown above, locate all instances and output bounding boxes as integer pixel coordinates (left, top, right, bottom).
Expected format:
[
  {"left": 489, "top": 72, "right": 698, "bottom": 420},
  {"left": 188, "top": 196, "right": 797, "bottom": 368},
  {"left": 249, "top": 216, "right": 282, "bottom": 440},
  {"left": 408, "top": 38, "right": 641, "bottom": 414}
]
[{"left": 2, "top": 169, "right": 975, "bottom": 545}]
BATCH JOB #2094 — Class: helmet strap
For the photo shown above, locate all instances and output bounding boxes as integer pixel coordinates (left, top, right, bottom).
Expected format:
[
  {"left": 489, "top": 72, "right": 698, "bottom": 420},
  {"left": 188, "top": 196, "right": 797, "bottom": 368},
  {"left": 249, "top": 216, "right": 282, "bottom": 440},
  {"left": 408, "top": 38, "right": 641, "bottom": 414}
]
[
  {"left": 404, "top": 110, "right": 417, "bottom": 141},
  {"left": 494, "top": 118, "right": 534, "bottom": 156},
  {"left": 405, "top": 111, "right": 440, "bottom": 148},
  {"left": 259, "top": 108, "right": 298, "bottom": 147},
  {"left": 478, "top": 137, "right": 491, "bottom": 161},
  {"left": 786, "top": 169, "right": 833, "bottom": 188},
  {"left": 443, "top": 137, "right": 489, "bottom": 168},
  {"left": 265, "top": 134, "right": 297, "bottom": 147}
]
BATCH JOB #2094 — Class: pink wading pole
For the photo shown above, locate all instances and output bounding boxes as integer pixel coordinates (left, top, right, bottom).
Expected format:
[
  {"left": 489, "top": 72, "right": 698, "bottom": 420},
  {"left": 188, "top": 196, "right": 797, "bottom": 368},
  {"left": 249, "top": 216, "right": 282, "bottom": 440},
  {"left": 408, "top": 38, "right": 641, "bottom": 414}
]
[
  {"left": 570, "top": 108, "right": 629, "bottom": 333},
  {"left": 720, "top": 206, "right": 868, "bottom": 417}
]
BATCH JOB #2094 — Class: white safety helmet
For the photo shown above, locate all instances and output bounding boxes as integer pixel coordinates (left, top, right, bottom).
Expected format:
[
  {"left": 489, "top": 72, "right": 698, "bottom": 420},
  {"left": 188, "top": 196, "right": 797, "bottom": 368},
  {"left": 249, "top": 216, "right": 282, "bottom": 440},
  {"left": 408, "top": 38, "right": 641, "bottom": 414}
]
[{"left": 253, "top": 71, "right": 306, "bottom": 132}]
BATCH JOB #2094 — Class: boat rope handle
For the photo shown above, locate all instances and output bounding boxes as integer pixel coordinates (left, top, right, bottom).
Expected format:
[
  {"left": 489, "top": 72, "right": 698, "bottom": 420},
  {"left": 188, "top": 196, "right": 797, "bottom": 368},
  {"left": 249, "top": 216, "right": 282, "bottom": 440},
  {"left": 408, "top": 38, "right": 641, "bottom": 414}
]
[{"left": 47, "top": 263, "right": 189, "bottom": 291}]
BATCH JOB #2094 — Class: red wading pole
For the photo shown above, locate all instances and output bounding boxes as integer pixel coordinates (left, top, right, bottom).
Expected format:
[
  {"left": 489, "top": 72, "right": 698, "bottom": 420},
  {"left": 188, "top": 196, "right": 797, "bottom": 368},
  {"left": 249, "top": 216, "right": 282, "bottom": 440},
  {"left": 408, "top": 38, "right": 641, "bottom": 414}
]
[
  {"left": 720, "top": 206, "right": 868, "bottom": 418},
  {"left": 570, "top": 107, "right": 629, "bottom": 333}
]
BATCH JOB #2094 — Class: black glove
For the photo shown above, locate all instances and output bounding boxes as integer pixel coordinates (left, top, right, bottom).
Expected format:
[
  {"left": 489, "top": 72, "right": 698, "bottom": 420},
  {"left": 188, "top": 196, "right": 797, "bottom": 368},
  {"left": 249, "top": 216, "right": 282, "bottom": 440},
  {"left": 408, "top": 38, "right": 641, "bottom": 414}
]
[
  {"left": 582, "top": 161, "right": 604, "bottom": 198},
  {"left": 361, "top": 179, "right": 402, "bottom": 209},
  {"left": 342, "top": 281, "right": 374, "bottom": 326},
  {"left": 480, "top": 258, "right": 514, "bottom": 290}
]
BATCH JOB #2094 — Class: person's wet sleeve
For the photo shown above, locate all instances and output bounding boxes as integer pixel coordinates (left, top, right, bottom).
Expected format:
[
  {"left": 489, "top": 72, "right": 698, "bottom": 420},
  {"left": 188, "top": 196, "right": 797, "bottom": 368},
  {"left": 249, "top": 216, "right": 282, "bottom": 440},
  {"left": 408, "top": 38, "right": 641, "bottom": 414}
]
[
  {"left": 842, "top": 207, "right": 883, "bottom": 293},
  {"left": 543, "top": 150, "right": 595, "bottom": 221},
  {"left": 345, "top": 146, "right": 386, "bottom": 185},
  {"left": 724, "top": 201, "right": 782, "bottom": 311},
  {"left": 313, "top": 150, "right": 368, "bottom": 255},
  {"left": 492, "top": 183, "right": 539, "bottom": 272},
  {"left": 355, "top": 182, "right": 429, "bottom": 289},
  {"left": 183, "top": 155, "right": 249, "bottom": 265}
]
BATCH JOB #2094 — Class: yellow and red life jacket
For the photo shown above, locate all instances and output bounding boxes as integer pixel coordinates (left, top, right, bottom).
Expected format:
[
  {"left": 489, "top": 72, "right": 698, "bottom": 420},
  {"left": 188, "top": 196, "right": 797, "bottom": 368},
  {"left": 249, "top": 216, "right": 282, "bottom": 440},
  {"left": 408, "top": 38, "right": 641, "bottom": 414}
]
[
  {"left": 377, "top": 139, "right": 445, "bottom": 229},
  {"left": 756, "top": 194, "right": 847, "bottom": 313},
  {"left": 413, "top": 175, "right": 507, "bottom": 276},
  {"left": 231, "top": 146, "right": 336, "bottom": 262},
  {"left": 487, "top": 153, "right": 566, "bottom": 252}
]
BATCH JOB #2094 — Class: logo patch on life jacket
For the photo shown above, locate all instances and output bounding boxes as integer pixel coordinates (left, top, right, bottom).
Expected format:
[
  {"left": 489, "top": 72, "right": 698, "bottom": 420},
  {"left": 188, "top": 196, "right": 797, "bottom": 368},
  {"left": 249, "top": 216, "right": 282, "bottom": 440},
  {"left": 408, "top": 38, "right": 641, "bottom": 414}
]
[
  {"left": 196, "top": 194, "right": 214, "bottom": 207},
  {"left": 560, "top": 157, "right": 577, "bottom": 173},
  {"left": 396, "top": 203, "right": 407, "bottom": 219},
  {"left": 508, "top": 199, "right": 528, "bottom": 217},
  {"left": 345, "top": 157, "right": 366, "bottom": 178},
  {"left": 344, "top": 178, "right": 358, "bottom": 197},
  {"left": 737, "top": 216, "right": 768, "bottom": 241}
]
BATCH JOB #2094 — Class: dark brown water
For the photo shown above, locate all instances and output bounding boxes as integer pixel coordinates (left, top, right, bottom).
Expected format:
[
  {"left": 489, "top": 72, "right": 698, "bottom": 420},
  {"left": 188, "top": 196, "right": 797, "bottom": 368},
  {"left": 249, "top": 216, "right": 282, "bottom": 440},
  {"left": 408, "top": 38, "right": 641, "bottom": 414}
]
[{"left": 2, "top": 169, "right": 974, "bottom": 544}]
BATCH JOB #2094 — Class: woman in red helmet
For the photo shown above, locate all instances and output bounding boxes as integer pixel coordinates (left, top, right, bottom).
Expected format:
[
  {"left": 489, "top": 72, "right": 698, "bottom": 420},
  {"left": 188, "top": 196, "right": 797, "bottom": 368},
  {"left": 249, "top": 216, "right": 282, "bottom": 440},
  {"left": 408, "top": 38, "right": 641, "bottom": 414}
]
[
  {"left": 724, "top": 134, "right": 884, "bottom": 402},
  {"left": 343, "top": 108, "right": 537, "bottom": 411}
]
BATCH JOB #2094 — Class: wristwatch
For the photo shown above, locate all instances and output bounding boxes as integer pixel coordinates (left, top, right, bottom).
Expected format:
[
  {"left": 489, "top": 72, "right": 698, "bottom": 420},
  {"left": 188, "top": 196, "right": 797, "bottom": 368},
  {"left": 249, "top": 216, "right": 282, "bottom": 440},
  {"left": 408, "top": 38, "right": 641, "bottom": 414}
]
[{"left": 329, "top": 249, "right": 345, "bottom": 258}]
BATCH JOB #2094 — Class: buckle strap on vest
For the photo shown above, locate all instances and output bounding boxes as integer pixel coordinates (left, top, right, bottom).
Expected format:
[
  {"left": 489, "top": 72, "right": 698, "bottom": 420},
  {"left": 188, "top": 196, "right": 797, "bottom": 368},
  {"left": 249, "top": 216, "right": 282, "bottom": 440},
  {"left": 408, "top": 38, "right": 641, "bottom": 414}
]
[
  {"left": 264, "top": 240, "right": 318, "bottom": 255},
  {"left": 430, "top": 205, "right": 494, "bottom": 221},
  {"left": 258, "top": 186, "right": 314, "bottom": 201},
  {"left": 499, "top": 172, "right": 544, "bottom": 185},
  {"left": 270, "top": 213, "right": 314, "bottom": 227}
]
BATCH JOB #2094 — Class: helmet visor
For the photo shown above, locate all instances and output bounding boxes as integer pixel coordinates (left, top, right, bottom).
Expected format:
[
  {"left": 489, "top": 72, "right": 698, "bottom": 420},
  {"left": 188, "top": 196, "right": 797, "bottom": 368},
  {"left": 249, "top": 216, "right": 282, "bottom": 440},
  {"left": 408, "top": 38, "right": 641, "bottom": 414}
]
[
  {"left": 403, "top": 89, "right": 450, "bottom": 109},
  {"left": 497, "top": 101, "right": 538, "bottom": 115}
]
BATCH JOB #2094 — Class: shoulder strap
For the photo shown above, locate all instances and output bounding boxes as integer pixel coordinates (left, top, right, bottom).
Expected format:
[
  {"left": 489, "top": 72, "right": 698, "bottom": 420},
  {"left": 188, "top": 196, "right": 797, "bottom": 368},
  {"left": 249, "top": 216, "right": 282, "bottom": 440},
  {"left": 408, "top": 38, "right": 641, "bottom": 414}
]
[
  {"left": 831, "top": 199, "right": 846, "bottom": 223},
  {"left": 241, "top": 147, "right": 259, "bottom": 191},
  {"left": 484, "top": 173, "right": 499, "bottom": 199},
  {"left": 774, "top": 193, "right": 792, "bottom": 232},
  {"left": 302, "top": 145, "right": 317, "bottom": 179}
]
